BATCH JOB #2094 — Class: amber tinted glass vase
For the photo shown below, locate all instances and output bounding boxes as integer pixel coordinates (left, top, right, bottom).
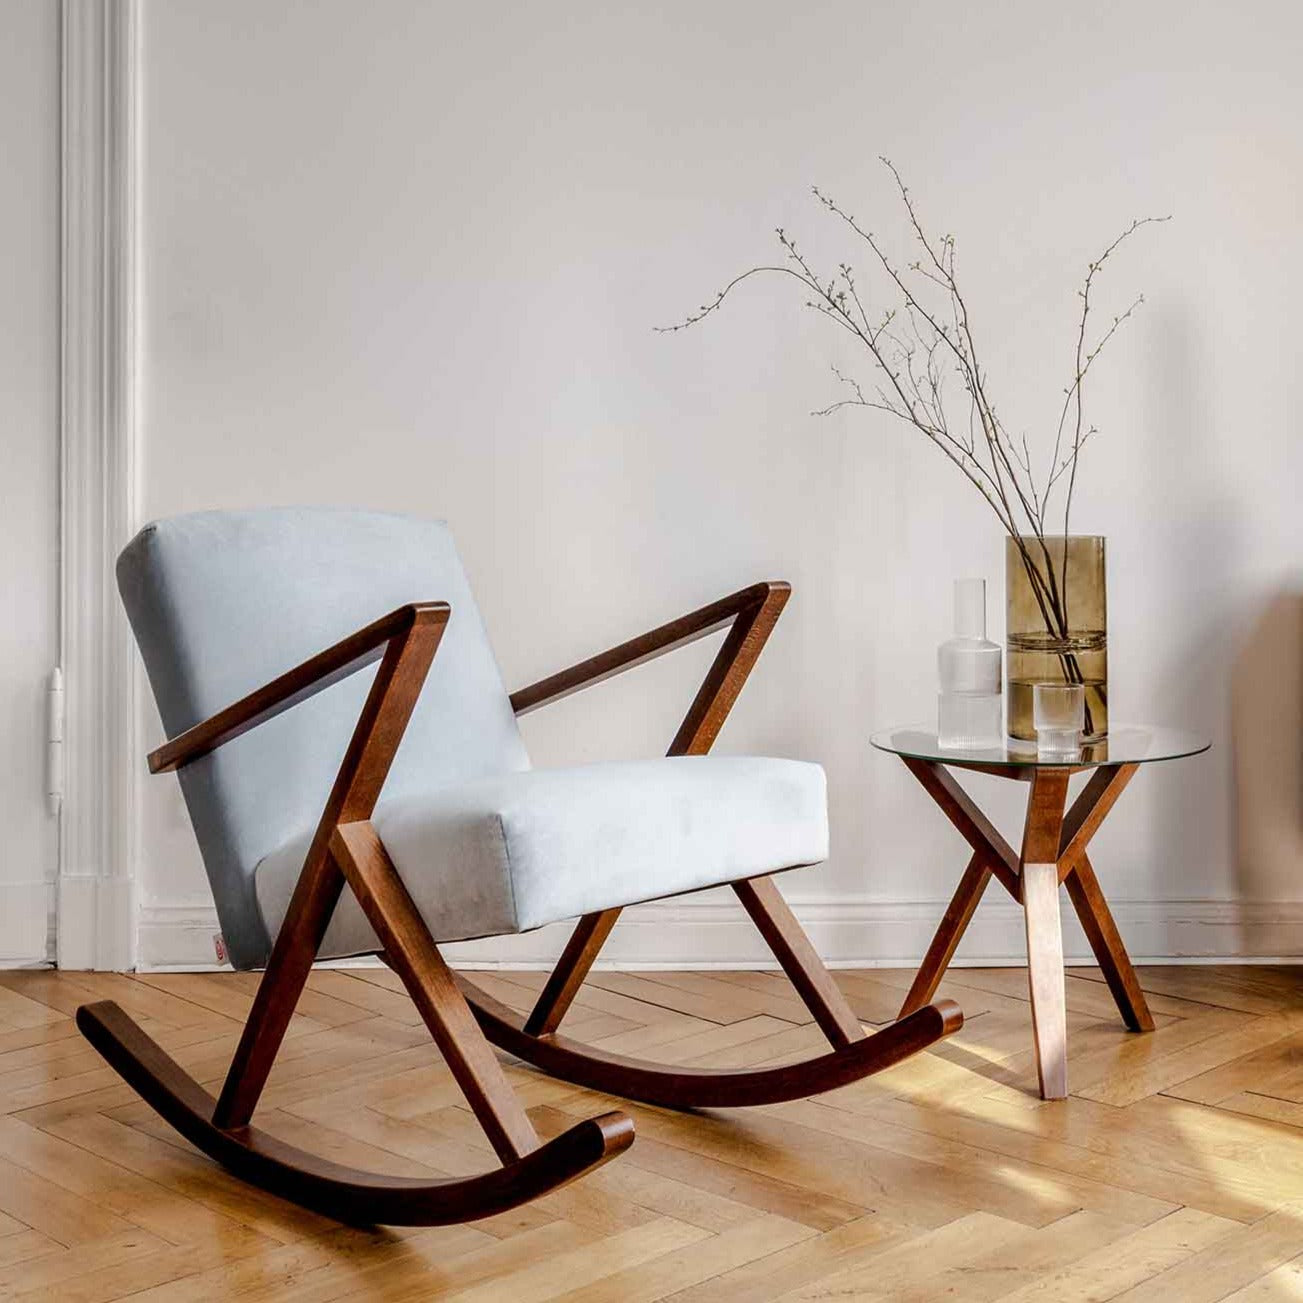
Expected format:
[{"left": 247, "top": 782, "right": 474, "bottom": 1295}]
[{"left": 1005, "top": 535, "right": 1107, "bottom": 742}]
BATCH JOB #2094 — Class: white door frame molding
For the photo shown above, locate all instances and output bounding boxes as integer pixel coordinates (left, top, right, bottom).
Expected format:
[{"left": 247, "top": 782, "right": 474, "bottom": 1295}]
[{"left": 58, "top": 0, "right": 140, "bottom": 970}]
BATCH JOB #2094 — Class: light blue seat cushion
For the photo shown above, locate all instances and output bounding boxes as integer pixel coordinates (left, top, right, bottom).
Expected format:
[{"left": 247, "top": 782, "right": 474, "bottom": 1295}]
[{"left": 254, "top": 756, "right": 828, "bottom": 957}]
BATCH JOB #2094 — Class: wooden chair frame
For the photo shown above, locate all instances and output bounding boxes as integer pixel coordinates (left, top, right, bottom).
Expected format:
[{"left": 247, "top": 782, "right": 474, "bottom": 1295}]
[{"left": 78, "top": 583, "right": 961, "bottom": 1225}]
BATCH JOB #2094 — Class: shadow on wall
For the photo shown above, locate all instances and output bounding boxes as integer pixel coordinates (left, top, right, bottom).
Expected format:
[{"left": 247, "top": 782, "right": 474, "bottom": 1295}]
[{"left": 1231, "top": 588, "right": 1303, "bottom": 944}]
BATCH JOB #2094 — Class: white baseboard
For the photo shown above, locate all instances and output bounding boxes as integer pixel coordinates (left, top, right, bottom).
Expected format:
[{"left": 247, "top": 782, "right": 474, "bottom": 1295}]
[
  {"left": 0, "top": 882, "right": 53, "bottom": 964},
  {"left": 134, "top": 894, "right": 1303, "bottom": 972},
  {"left": 59, "top": 875, "right": 137, "bottom": 971}
]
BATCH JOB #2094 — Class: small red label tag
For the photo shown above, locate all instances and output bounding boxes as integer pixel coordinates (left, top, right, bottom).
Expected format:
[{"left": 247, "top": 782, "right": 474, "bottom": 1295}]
[{"left": 213, "top": 933, "right": 228, "bottom": 965}]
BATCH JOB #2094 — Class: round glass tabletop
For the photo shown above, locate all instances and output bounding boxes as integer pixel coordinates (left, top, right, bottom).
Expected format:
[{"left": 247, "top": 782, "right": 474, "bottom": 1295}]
[{"left": 870, "top": 724, "right": 1210, "bottom": 769}]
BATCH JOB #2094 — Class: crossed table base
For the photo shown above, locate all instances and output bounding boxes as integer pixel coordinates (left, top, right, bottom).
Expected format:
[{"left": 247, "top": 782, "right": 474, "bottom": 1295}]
[{"left": 895, "top": 757, "right": 1154, "bottom": 1099}]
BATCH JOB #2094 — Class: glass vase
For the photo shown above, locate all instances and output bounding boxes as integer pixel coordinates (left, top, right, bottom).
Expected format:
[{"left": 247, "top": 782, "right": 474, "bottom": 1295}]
[{"left": 1005, "top": 535, "right": 1107, "bottom": 742}]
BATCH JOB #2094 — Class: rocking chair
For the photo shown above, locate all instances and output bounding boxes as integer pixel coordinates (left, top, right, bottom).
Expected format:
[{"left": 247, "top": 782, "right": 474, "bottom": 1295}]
[{"left": 80, "top": 508, "right": 961, "bottom": 1225}]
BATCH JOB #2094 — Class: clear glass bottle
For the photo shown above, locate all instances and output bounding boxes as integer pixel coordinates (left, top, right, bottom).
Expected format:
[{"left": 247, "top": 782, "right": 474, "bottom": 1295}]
[{"left": 937, "top": 578, "right": 1003, "bottom": 748}]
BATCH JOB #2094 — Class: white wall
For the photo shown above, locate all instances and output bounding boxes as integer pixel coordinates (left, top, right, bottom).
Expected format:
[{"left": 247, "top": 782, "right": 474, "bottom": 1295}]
[
  {"left": 0, "top": 1, "right": 60, "bottom": 961},
  {"left": 135, "top": 0, "right": 1303, "bottom": 967}
]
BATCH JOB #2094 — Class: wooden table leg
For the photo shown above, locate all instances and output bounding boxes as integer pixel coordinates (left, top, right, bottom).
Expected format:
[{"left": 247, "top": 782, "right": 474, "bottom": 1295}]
[
  {"left": 899, "top": 852, "right": 993, "bottom": 1019},
  {"left": 896, "top": 758, "right": 1026, "bottom": 1024},
  {"left": 897, "top": 754, "right": 1152, "bottom": 1100},
  {"left": 1023, "top": 861, "right": 1069, "bottom": 1099},
  {"left": 1057, "top": 764, "right": 1153, "bottom": 1034},
  {"left": 1065, "top": 851, "right": 1155, "bottom": 1032},
  {"left": 1021, "top": 771, "right": 1071, "bottom": 1100}
]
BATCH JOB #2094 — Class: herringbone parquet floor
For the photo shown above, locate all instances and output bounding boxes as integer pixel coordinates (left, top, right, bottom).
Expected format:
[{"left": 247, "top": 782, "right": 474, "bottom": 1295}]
[{"left": 0, "top": 963, "right": 1301, "bottom": 1300}]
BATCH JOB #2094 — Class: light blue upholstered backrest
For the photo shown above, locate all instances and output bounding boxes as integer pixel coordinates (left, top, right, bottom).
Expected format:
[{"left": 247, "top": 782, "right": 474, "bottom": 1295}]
[{"left": 117, "top": 508, "right": 530, "bottom": 969}]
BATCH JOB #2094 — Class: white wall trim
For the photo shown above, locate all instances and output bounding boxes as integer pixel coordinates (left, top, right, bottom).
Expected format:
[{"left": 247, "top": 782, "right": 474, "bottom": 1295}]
[
  {"left": 135, "top": 894, "right": 1303, "bottom": 972},
  {"left": 58, "top": 0, "right": 140, "bottom": 971},
  {"left": 0, "top": 884, "right": 60, "bottom": 965}
]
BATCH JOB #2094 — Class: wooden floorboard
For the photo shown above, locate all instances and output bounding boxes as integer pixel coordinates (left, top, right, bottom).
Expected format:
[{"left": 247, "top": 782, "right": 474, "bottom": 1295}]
[{"left": 0, "top": 964, "right": 1299, "bottom": 1299}]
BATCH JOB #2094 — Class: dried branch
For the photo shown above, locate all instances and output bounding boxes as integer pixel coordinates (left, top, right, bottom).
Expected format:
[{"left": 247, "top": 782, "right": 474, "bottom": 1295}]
[{"left": 659, "top": 161, "right": 1167, "bottom": 660}]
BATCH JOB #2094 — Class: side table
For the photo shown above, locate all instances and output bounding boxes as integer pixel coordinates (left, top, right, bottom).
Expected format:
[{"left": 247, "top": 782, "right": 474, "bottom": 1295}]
[{"left": 871, "top": 725, "right": 1210, "bottom": 1099}]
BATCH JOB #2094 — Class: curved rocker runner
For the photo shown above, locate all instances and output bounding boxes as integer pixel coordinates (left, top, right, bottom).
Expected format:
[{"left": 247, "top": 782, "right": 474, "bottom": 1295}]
[
  {"left": 459, "top": 975, "right": 961, "bottom": 1110},
  {"left": 77, "top": 999, "right": 634, "bottom": 1225},
  {"left": 85, "top": 509, "right": 962, "bottom": 1226}
]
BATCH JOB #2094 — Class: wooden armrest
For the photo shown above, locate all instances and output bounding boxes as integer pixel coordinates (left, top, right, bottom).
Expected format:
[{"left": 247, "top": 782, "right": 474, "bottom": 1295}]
[
  {"left": 509, "top": 581, "right": 789, "bottom": 718},
  {"left": 148, "top": 602, "right": 450, "bottom": 774}
]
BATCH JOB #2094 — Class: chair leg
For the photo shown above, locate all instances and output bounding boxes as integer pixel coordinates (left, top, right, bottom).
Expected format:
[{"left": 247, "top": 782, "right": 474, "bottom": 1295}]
[
  {"left": 455, "top": 870, "right": 961, "bottom": 1112},
  {"left": 212, "top": 854, "right": 345, "bottom": 1130},
  {"left": 525, "top": 909, "right": 621, "bottom": 1036},
  {"left": 331, "top": 820, "right": 539, "bottom": 1163},
  {"left": 733, "top": 875, "right": 864, "bottom": 1048},
  {"left": 531, "top": 876, "right": 872, "bottom": 1053},
  {"left": 77, "top": 816, "right": 635, "bottom": 1226},
  {"left": 215, "top": 611, "right": 447, "bottom": 1131},
  {"left": 509, "top": 585, "right": 799, "bottom": 1043},
  {"left": 85, "top": 603, "right": 641, "bottom": 1224}
]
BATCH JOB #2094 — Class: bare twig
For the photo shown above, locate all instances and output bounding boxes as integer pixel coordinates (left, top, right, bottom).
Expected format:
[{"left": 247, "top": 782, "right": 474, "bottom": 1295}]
[{"left": 660, "top": 161, "right": 1166, "bottom": 689}]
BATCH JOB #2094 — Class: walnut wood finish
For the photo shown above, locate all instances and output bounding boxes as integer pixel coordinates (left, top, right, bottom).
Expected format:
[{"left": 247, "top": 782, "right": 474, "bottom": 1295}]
[
  {"left": 460, "top": 978, "right": 961, "bottom": 1109},
  {"left": 733, "top": 876, "right": 864, "bottom": 1049},
  {"left": 508, "top": 581, "right": 788, "bottom": 718},
  {"left": 901, "top": 757, "right": 1022, "bottom": 899},
  {"left": 513, "top": 581, "right": 876, "bottom": 1063},
  {"left": 147, "top": 604, "right": 429, "bottom": 774},
  {"left": 1023, "top": 861, "right": 1068, "bottom": 1098},
  {"left": 523, "top": 908, "right": 620, "bottom": 1037},
  {"left": 1057, "top": 765, "right": 1152, "bottom": 1032},
  {"left": 898, "top": 851, "right": 993, "bottom": 1019},
  {"left": 83, "top": 599, "right": 638, "bottom": 1224},
  {"left": 1021, "top": 770, "right": 1071, "bottom": 865},
  {"left": 521, "top": 582, "right": 797, "bottom": 1038},
  {"left": 331, "top": 820, "right": 539, "bottom": 1162},
  {"left": 1021, "top": 771, "right": 1071, "bottom": 1099},
  {"left": 897, "top": 757, "right": 1155, "bottom": 1099},
  {"left": 666, "top": 581, "right": 789, "bottom": 757},
  {"left": 1058, "top": 763, "right": 1137, "bottom": 879},
  {"left": 76, "top": 1001, "right": 632, "bottom": 1226},
  {"left": 213, "top": 604, "right": 450, "bottom": 1131},
  {"left": 1065, "top": 850, "right": 1155, "bottom": 1033},
  {"left": 87, "top": 582, "right": 961, "bottom": 1225}
]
